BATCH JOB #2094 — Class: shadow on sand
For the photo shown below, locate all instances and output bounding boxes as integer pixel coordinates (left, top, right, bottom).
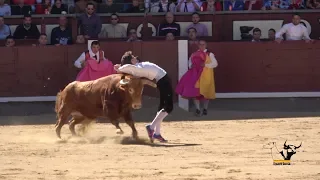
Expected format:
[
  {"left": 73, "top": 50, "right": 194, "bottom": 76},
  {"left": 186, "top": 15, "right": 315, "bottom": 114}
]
[{"left": 116, "top": 136, "right": 202, "bottom": 147}]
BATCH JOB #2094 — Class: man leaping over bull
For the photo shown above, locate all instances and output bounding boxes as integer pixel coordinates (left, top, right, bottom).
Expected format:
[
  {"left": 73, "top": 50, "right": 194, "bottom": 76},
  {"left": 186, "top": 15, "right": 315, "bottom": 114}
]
[{"left": 114, "top": 51, "right": 173, "bottom": 143}]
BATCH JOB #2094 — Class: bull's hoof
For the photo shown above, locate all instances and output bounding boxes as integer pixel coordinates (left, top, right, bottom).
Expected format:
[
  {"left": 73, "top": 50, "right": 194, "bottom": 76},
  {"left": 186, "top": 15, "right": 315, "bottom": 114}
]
[
  {"left": 116, "top": 129, "right": 124, "bottom": 135},
  {"left": 149, "top": 137, "right": 154, "bottom": 143}
]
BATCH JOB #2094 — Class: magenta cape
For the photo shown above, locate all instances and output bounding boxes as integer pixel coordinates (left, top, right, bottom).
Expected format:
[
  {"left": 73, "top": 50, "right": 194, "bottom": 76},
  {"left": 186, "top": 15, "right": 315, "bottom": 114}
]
[
  {"left": 175, "top": 51, "right": 206, "bottom": 98},
  {"left": 76, "top": 59, "right": 116, "bottom": 82}
]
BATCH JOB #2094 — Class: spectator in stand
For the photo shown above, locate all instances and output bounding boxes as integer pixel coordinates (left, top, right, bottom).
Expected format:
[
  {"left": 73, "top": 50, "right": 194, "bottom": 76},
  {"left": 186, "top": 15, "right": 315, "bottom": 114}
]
[
  {"left": 287, "top": 0, "right": 305, "bottom": 9},
  {"left": 91, "top": 0, "right": 102, "bottom": 3},
  {"left": 98, "top": 0, "right": 123, "bottom": 13},
  {"left": 185, "top": 12, "right": 208, "bottom": 37},
  {"left": 145, "top": 0, "right": 176, "bottom": 13},
  {"left": 278, "top": 0, "right": 303, "bottom": 9},
  {"left": 62, "top": 0, "right": 75, "bottom": 12},
  {"left": 75, "top": 0, "right": 97, "bottom": 14},
  {"left": 261, "top": 0, "right": 279, "bottom": 10},
  {"left": 176, "top": 0, "right": 201, "bottom": 12},
  {"left": 51, "top": 16, "right": 72, "bottom": 45},
  {"left": 127, "top": 28, "right": 141, "bottom": 42},
  {"left": 5, "top": 35, "right": 15, "bottom": 47},
  {"left": 11, "top": 0, "right": 33, "bottom": 15},
  {"left": 251, "top": 28, "right": 261, "bottom": 42},
  {"left": 306, "top": 0, "right": 320, "bottom": 8},
  {"left": 0, "top": 0, "right": 11, "bottom": 16},
  {"left": 244, "top": 0, "right": 263, "bottom": 10},
  {"left": 188, "top": 27, "right": 198, "bottom": 45},
  {"left": 268, "top": 28, "right": 275, "bottom": 41},
  {"left": 50, "top": 0, "right": 67, "bottom": 14},
  {"left": 165, "top": 32, "right": 174, "bottom": 40},
  {"left": 76, "top": 34, "right": 86, "bottom": 43},
  {"left": 99, "top": 13, "right": 126, "bottom": 38},
  {"left": 275, "top": 13, "right": 313, "bottom": 43},
  {"left": 157, "top": 12, "right": 180, "bottom": 37},
  {"left": 13, "top": 15, "right": 40, "bottom": 39},
  {"left": 35, "top": 0, "right": 52, "bottom": 14},
  {"left": 0, "top": 16, "right": 10, "bottom": 40},
  {"left": 278, "top": 0, "right": 291, "bottom": 9},
  {"left": 224, "top": 0, "right": 244, "bottom": 11},
  {"left": 200, "top": 0, "right": 222, "bottom": 12},
  {"left": 33, "top": 33, "right": 48, "bottom": 46},
  {"left": 126, "top": 0, "right": 145, "bottom": 13},
  {"left": 78, "top": 2, "right": 102, "bottom": 39}
]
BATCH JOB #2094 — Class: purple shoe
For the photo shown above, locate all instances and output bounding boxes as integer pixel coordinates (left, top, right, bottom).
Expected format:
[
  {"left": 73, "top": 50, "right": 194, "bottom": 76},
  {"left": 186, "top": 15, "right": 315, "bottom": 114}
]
[
  {"left": 145, "top": 125, "right": 154, "bottom": 139},
  {"left": 152, "top": 134, "right": 168, "bottom": 143}
]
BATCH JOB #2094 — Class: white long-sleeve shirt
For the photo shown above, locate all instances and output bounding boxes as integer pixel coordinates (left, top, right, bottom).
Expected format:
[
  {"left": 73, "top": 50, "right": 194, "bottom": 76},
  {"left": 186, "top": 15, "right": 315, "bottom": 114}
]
[
  {"left": 188, "top": 49, "right": 218, "bottom": 69},
  {"left": 118, "top": 61, "right": 167, "bottom": 82},
  {"left": 74, "top": 50, "right": 107, "bottom": 69},
  {"left": 275, "top": 23, "right": 311, "bottom": 41}
]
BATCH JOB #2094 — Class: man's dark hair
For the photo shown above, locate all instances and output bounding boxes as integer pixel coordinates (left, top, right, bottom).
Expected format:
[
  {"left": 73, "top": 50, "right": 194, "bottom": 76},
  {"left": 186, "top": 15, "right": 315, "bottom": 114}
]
[
  {"left": 121, "top": 51, "right": 134, "bottom": 66},
  {"left": 40, "top": 33, "right": 47, "bottom": 37},
  {"left": 111, "top": 13, "right": 118, "bottom": 18},
  {"left": 292, "top": 12, "right": 300, "bottom": 18},
  {"left": 24, "top": 14, "right": 31, "bottom": 18},
  {"left": 86, "top": 2, "right": 95, "bottom": 7},
  {"left": 253, "top": 28, "right": 261, "bottom": 33},
  {"left": 6, "top": 35, "right": 14, "bottom": 40},
  {"left": 91, "top": 40, "right": 100, "bottom": 46},
  {"left": 191, "top": 12, "right": 199, "bottom": 16},
  {"left": 268, "top": 28, "right": 276, "bottom": 33},
  {"left": 188, "top": 27, "right": 197, "bottom": 33},
  {"left": 198, "top": 38, "right": 207, "bottom": 43},
  {"left": 0, "top": 15, "right": 3, "bottom": 19}
]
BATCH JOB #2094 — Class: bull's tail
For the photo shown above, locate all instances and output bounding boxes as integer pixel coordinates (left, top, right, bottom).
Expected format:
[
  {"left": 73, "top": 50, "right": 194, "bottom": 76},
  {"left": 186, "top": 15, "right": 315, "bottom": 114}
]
[{"left": 55, "top": 91, "right": 63, "bottom": 119}]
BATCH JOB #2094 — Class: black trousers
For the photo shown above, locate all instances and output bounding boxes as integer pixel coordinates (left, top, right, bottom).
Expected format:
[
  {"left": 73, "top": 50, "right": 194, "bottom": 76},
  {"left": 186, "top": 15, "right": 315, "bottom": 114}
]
[{"left": 157, "top": 74, "right": 173, "bottom": 114}]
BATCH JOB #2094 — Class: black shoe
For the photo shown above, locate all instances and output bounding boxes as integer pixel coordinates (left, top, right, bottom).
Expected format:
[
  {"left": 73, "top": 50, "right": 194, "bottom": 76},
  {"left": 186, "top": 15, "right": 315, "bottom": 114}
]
[
  {"left": 195, "top": 109, "right": 201, "bottom": 116},
  {"left": 203, "top": 109, "right": 207, "bottom": 115}
]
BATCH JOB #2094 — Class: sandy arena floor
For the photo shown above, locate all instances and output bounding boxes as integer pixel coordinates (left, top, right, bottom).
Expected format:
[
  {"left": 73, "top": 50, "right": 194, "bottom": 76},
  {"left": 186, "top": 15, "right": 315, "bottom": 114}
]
[{"left": 1, "top": 117, "right": 320, "bottom": 180}]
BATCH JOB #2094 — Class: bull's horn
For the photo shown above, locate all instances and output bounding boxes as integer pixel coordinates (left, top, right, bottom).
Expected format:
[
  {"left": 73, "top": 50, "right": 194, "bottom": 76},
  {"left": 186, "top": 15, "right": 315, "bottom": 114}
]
[
  {"left": 120, "top": 79, "right": 130, "bottom": 85},
  {"left": 295, "top": 142, "right": 302, "bottom": 149},
  {"left": 142, "top": 79, "right": 157, "bottom": 88}
]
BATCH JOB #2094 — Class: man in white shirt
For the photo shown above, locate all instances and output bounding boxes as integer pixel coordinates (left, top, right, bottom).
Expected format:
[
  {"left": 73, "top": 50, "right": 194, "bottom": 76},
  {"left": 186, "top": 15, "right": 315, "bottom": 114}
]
[
  {"left": 74, "top": 41, "right": 107, "bottom": 68},
  {"left": 275, "top": 13, "right": 313, "bottom": 43},
  {"left": 74, "top": 41, "right": 115, "bottom": 82},
  {"left": 114, "top": 51, "right": 173, "bottom": 143}
]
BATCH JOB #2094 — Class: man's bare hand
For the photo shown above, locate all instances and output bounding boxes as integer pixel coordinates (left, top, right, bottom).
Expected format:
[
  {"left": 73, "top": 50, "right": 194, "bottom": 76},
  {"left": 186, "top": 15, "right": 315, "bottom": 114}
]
[
  {"left": 114, "top": 64, "right": 121, "bottom": 70},
  {"left": 275, "top": 38, "right": 282, "bottom": 43},
  {"left": 305, "top": 39, "right": 314, "bottom": 43},
  {"left": 81, "top": 62, "right": 86, "bottom": 68}
]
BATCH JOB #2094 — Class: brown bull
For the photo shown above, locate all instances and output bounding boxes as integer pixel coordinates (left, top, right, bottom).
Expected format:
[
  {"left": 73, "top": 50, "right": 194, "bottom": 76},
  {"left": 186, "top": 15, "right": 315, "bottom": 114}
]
[{"left": 54, "top": 74, "right": 157, "bottom": 139}]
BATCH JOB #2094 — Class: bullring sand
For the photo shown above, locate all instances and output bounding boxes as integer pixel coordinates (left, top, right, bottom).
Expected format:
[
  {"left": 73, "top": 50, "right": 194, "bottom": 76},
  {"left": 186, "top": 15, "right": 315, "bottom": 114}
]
[{"left": 0, "top": 118, "right": 319, "bottom": 180}]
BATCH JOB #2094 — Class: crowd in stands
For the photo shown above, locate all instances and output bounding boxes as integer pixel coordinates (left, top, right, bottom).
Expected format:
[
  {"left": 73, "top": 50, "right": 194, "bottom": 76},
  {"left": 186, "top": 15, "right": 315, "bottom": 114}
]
[
  {"left": 0, "top": 0, "right": 320, "bottom": 16},
  {"left": 0, "top": 0, "right": 315, "bottom": 47},
  {"left": 0, "top": 3, "right": 217, "bottom": 47}
]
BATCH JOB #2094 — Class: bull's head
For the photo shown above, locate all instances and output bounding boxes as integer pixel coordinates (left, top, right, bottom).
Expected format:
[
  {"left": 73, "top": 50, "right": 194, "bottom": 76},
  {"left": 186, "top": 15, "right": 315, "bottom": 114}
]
[
  {"left": 280, "top": 140, "right": 302, "bottom": 160},
  {"left": 119, "top": 75, "right": 157, "bottom": 109}
]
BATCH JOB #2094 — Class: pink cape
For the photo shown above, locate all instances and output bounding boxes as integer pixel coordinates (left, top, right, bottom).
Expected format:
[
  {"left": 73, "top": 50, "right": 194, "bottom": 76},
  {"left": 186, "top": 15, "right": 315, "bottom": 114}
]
[
  {"left": 175, "top": 51, "right": 206, "bottom": 98},
  {"left": 76, "top": 59, "right": 116, "bottom": 82}
]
